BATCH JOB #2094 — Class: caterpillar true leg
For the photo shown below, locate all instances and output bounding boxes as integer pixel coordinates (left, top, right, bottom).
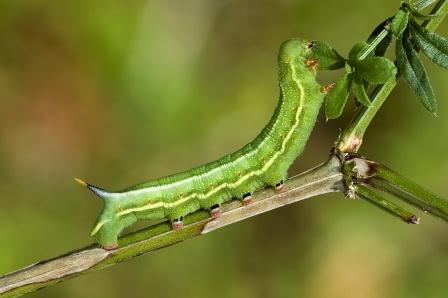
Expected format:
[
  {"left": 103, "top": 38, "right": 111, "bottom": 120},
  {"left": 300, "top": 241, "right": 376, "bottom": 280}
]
[
  {"left": 172, "top": 217, "right": 184, "bottom": 230},
  {"left": 210, "top": 204, "right": 222, "bottom": 219}
]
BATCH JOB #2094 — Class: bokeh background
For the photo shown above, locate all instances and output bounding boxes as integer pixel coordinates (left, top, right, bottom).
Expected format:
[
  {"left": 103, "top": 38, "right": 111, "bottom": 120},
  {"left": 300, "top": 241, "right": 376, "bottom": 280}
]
[{"left": 1, "top": 0, "right": 447, "bottom": 297}]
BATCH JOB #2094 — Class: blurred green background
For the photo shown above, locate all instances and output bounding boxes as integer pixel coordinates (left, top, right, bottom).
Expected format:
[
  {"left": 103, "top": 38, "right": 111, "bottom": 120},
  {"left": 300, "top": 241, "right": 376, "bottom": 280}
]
[{"left": 1, "top": 0, "right": 447, "bottom": 297}]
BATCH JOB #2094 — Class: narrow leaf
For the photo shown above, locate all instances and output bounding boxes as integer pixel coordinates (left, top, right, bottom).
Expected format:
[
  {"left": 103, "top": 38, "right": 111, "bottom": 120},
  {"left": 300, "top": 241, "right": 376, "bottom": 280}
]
[
  {"left": 352, "top": 74, "right": 371, "bottom": 107},
  {"left": 355, "top": 57, "right": 397, "bottom": 84},
  {"left": 396, "top": 34, "right": 408, "bottom": 72},
  {"left": 390, "top": 9, "right": 409, "bottom": 38},
  {"left": 325, "top": 72, "right": 353, "bottom": 119},
  {"left": 311, "top": 40, "right": 345, "bottom": 70},
  {"left": 396, "top": 37, "right": 437, "bottom": 113},
  {"left": 411, "top": 21, "right": 448, "bottom": 69}
]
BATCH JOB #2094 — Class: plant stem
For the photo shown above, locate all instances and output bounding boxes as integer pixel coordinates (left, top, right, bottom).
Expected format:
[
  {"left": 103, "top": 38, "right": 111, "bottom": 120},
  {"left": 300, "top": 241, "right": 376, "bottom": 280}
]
[
  {"left": 368, "top": 164, "right": 448, "bottom": 222},
  {"left": 355, "top": 184, "right": 420, "bottom": 224},
  {"left": 359, "top": 28, "right": 390, "bottom": 60},
  {"left": 337, "top": 0, "right": 448, "bottom": 153},
  {"left": 413, "top": 0, "right": 437, "bottom": 11},
  {"left": 423, "top": 0, "right": 448, "bottom": 30},
  {"left": 343, "top": 156, "right": 448, "bottom": 222},
  {"left": 337, "top": 78, "right": 396, "bottom": 152},
  {"left": 0, "top": 156, "right": 344, "bottom": 297}
]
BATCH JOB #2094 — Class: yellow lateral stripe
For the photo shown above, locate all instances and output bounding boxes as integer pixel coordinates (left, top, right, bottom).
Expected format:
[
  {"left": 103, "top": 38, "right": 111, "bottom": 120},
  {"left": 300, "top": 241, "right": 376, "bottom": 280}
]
[
  {"left": 116, "top": 202, "right": 164, "bottom": 216},
  {"left": 117, "top": 63, "right": 304, "bottom": 217}
]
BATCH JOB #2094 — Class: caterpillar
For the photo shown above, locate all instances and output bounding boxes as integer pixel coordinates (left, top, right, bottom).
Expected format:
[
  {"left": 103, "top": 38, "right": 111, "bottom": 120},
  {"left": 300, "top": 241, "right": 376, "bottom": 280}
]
[{"left": 77, "top": 38, "right": 326, "bottom": 249}]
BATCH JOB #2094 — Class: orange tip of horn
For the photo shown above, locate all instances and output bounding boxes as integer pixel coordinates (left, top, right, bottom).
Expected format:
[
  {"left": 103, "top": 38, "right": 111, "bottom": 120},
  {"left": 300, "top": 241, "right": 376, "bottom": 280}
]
[{"left": 75, "top": 178, "right": 87, "bottom": 186}]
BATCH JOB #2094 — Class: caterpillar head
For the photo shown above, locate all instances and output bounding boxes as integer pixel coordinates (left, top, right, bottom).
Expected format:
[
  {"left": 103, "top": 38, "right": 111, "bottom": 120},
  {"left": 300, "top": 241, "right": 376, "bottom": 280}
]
[{"left": 279, "top": 38, "right": 313, "bottom": 63}]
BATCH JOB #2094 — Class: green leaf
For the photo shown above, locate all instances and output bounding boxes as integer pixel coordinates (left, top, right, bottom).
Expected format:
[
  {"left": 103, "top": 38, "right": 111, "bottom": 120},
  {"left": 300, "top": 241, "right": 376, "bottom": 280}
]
[
  {"left": 352, "top": 74, "right": 371, "bottom": 107},
  {"left": 311, "top": 40, "right": 345, "bottom": 70},
  {"left": 325, "top": 72, "right": 353, "bottom": 119},
  {"left": 349, "top": 42, "right": 370, "bottom": 61},
  {"left": 411, "top": 21, "right": 448, "bottom": 69},
  {"left": 355, "top": 57, "right": 397, "bottom": 84},
  {"left": 390, "top": 9, "right": 409, "bottom": 38},
  {"left": 367, "top": 18, "right": 393, "bottom": 56},
  {"left": 396, "top": 36, "right": 437, "bottom": 113}
]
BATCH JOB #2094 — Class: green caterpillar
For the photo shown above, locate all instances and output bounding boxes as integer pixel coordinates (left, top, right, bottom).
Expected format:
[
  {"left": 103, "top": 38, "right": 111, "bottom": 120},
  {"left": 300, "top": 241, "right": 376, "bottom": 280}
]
[{"left": 77, "top": 38, "right": 325, "bottom": 249}]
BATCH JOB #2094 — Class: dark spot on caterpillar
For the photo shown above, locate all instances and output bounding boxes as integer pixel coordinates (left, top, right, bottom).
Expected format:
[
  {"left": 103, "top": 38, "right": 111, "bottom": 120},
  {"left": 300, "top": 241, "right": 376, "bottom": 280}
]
[
  {"left": 243, "top": 193, "right": 251, "bottom": 198},
  {"left": 211, "top": 204, "right": 220, "bottom": 210},
  {"left": 307, "top": 40, "right": 316, "bottom": 49}
]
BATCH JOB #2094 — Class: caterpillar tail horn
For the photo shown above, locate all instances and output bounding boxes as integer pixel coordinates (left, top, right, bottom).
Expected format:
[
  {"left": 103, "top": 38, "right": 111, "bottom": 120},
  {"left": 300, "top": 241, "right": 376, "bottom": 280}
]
[{"left": 75, "top": 178, "right": 112, "bottom": 200}]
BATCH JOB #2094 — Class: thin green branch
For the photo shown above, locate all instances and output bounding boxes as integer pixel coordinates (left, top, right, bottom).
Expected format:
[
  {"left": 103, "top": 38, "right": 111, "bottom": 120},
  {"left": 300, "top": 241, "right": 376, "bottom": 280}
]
[
  {"left": 368, "top": 164, "right": 448, "bottom": 222},
  {"left": 359, "top": 28, "right": 390, "bottom": 60},
  {"left": 337, "top": 78, "right": 397, "bottom": 152},
  {"left": 423, "top": 0, "right": 448, "bottom": 29},
  {"left": 355, "top": 184, "right": 420, "bottom": 223},
  {"left": 413, "top": 0, "right": 438, "bottom": 11},
  {"left": 343, "top": 156, "right": 448, "bottom": 222},
  {"left": 337, "top": 0, "right": 448, "bottom": 153},
  {"left": 0, "top": 156, "right": 344, "bottom": 297}
]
